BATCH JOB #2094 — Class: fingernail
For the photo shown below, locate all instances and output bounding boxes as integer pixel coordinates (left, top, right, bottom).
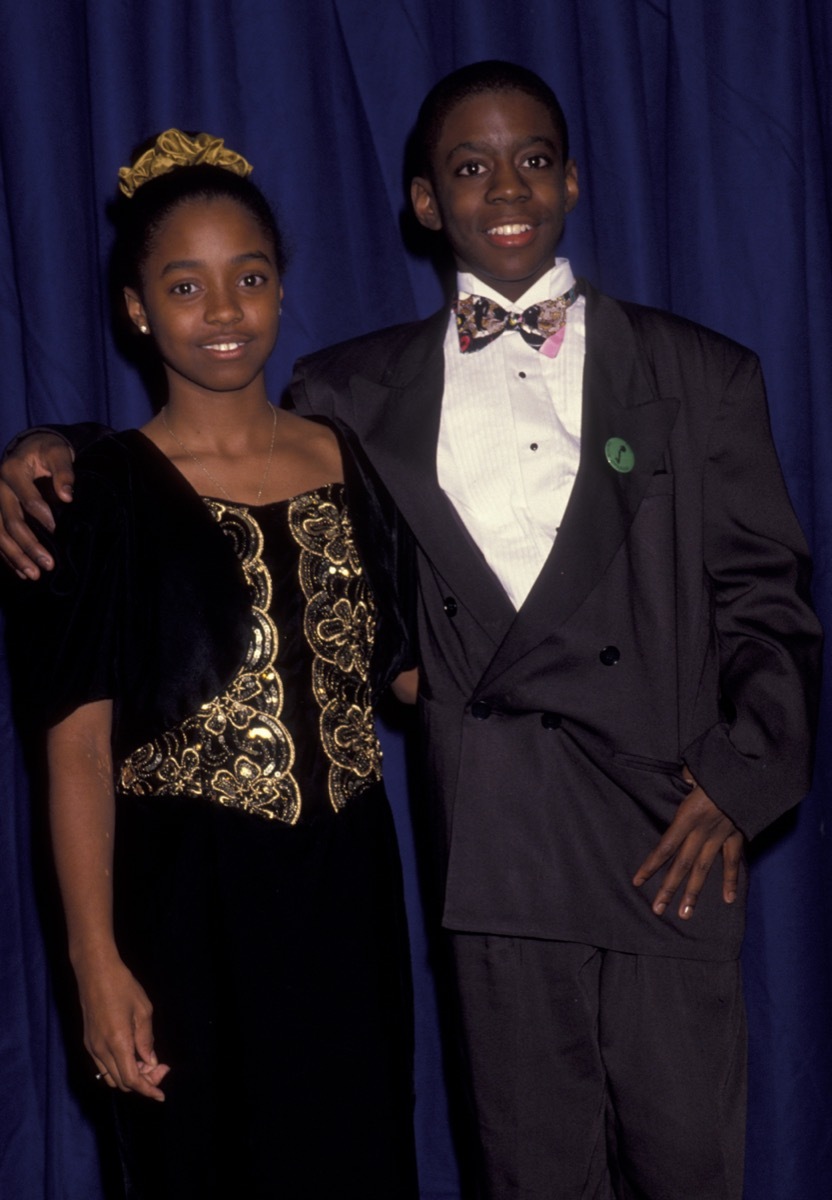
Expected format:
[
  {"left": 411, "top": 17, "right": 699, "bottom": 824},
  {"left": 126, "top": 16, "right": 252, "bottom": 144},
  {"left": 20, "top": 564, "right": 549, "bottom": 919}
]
[
  {"left": 682, "top": 904, "right": 693, "bottom": 918},
  {"left": 654, "top": 901, "right": 666, "bottom": 915},
  {"left": 36, "top": 555, "right": 53, "bottom": 569}
]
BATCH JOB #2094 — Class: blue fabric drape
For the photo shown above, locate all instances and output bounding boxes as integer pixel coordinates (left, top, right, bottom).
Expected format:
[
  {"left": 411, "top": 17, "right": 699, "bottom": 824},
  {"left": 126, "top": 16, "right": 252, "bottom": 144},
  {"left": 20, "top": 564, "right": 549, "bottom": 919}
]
[{"left": 1, "top": 3, "right": 830, "bottom": 1197}]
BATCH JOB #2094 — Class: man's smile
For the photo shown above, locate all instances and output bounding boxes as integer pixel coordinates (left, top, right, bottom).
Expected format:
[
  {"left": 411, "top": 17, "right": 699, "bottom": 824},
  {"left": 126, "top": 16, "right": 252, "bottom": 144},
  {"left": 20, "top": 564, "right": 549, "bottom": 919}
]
[{"left": 484, "top": 222, "right": 537, "bottom": 248}]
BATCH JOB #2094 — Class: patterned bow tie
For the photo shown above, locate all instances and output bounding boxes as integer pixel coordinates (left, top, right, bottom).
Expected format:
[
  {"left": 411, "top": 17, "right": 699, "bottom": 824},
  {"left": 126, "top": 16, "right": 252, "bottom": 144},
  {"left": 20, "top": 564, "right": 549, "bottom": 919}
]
[{"left": 454, "top": 283, "right": 578, "bottom": 358}]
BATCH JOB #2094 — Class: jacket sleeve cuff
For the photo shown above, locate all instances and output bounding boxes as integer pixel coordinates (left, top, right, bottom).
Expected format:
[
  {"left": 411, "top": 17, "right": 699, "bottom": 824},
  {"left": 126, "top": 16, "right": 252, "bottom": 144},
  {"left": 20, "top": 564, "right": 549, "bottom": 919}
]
[
  {"left": 3, "top": 422, "right": 111, "bottom": 461},
  {"left": 683, "top": 723, "right": 814, "bottom": 842}
]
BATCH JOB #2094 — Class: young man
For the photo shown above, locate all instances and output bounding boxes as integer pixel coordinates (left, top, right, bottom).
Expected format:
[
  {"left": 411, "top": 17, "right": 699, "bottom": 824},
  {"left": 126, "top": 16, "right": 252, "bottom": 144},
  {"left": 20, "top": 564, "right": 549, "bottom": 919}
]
[{"left": 1, "top": 62, "right": 821, "bottom": 1200}]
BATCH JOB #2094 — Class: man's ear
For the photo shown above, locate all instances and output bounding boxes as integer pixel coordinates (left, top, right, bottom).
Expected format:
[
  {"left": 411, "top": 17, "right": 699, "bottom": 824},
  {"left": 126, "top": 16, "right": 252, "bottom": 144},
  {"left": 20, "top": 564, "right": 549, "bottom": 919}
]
[
  {"left": 564, "top": 159, "right": 580, "bottom": 214},
  {"left": 411, "top": 176, "right": 443, "bottom": 231},
  {"left": 123, "top": 287, "right": 149, "bottom": 333}
]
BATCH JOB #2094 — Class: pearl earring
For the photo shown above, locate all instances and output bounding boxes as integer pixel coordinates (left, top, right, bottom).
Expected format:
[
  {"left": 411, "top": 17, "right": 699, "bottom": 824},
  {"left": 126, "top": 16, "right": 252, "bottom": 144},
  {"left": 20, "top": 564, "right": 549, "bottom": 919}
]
[{"left": 139, "top": 323, "right": 150, "bottom": 334}]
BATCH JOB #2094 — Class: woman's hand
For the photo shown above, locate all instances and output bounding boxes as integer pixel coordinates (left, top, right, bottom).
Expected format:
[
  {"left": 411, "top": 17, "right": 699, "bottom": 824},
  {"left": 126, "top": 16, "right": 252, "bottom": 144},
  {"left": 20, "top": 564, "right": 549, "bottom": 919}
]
[
  {"left": 47, "top": 702, "right": 169, "bottom": 1101},
  {"left": 75, "top": 950, "right": 170, "bottom": 1101}
]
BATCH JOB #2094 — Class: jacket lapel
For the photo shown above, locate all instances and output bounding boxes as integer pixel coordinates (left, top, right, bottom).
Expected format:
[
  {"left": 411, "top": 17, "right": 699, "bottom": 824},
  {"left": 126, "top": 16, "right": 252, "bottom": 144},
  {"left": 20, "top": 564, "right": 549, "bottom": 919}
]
[
  {"left": 480, "top": 284, "right": 680, "bottom": 689},
  {"left": 345, "top": 309, "right": 515, "bottom": 644}
]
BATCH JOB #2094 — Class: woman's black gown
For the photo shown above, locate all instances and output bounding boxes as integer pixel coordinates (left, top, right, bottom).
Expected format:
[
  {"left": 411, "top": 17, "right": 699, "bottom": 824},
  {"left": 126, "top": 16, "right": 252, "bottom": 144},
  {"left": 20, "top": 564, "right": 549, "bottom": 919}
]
[{"left": 20, "top": 437, "right": 417, "bottom": 1199}]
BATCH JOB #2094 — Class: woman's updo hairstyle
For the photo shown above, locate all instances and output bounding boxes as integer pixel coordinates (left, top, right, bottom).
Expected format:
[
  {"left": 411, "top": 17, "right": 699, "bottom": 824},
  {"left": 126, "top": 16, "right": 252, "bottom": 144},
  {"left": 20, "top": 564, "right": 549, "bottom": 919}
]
[{"left": 111, "top": 129, "right": 288, "bottom": 295}]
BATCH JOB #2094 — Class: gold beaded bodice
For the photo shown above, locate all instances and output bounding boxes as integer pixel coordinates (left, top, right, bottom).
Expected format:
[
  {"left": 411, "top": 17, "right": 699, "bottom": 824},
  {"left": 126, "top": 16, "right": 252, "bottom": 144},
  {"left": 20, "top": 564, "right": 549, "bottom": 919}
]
[{"left": 118, "top": 484, "right": 382, "bottom": 823}]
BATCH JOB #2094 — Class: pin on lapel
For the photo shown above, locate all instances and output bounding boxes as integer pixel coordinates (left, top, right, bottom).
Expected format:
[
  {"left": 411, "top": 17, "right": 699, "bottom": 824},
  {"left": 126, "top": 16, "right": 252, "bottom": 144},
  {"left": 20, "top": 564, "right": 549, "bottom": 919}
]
[{"left": 605, "top": 438, "right": 635, "bottom": 473}]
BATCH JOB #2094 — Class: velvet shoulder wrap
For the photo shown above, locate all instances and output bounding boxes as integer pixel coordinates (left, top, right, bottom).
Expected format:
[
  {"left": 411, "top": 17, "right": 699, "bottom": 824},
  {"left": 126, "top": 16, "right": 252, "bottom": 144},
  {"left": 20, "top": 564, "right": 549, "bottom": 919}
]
[{"left": 11, "top": 430, "right": 251, "bottom": 760}]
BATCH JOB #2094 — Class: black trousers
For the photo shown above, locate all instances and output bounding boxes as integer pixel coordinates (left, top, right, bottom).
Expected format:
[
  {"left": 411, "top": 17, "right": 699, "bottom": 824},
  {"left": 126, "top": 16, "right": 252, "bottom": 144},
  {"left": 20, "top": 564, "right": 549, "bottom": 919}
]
[{"left": 449, "top": 935, "right": 746, "bottom": 1200}]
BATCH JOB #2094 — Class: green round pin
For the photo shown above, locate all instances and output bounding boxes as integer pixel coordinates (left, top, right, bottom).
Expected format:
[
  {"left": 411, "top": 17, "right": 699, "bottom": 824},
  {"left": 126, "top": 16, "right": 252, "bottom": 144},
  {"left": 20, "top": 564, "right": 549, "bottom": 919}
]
[{"left": 605, "top": 437, "right": 635, "bottom": 473}]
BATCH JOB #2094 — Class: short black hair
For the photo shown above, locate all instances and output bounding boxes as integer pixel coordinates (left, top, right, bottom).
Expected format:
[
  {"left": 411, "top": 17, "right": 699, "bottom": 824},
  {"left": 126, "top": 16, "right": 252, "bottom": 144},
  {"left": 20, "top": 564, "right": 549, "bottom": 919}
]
[
  {"left": 413, "top": 60, "right": 570, "bottom": 180},
  {"left": 112, "top": 160, "right": 288, "bottom": 293}
]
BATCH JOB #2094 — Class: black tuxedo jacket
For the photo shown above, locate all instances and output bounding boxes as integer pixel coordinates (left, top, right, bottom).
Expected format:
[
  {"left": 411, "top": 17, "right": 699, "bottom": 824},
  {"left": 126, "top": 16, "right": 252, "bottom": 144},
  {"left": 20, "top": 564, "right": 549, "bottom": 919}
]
[{"left": 292, "top": 281, "right": 821, "bottom": 960}]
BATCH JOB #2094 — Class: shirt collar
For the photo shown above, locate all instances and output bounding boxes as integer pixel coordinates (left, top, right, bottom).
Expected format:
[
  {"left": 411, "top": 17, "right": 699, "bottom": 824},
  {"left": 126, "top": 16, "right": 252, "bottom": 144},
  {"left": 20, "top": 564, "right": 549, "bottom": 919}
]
[{"left": 456, "top": 258, "right": 576, "bottom": 309}]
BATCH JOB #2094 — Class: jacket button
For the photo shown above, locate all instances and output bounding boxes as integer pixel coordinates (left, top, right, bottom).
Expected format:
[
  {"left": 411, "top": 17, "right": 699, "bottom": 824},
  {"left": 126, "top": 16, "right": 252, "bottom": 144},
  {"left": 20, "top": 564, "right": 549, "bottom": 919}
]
[
  {"left": 541, "top": 712, "right": 562, "bottom": 730},
  {"left": 443, "top": 596, "right": 458, "bottom": 617},
  {"left": 471, "top": 700, "right": 492, "bottom": 720},
  {"left": 599, "top": 645, "right": 620, "bottom": 666}
]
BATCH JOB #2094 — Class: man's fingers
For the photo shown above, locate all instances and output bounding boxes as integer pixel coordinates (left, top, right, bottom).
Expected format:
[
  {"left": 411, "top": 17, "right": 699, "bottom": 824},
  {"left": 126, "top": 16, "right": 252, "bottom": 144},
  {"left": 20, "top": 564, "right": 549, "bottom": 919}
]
[
  {"left": 632, "top": 779, "right": 704, "bottom": 887},
  {"left": 633, "top": 783, "right": 742, "bottom": 919},
  {"left": 0, "top": 473, "right": 56, "bottom": 576},
  {"left": 0, "top": 515, "right": 54, "bottom": 577},
  {"left": 0, "top": 434, "right": 77, "bottom": 571},
  {"left": 0, "top": 463, "right": 59, "bottom": 524},
  {"left": 633, "top": 784, "right": 725, "bottom": 882},
  {"left": 48, "top": 465, "right": 75, "bottom": 503},
  {"left": 721, "top": 831, "right": 744, "bottom": 904},
  {"left": 674, "top": 840, "right": 722, "bottom": 919},
  {"left": 632, "top": 826, "right": 686, "bottom": 888},
  {"left": 4, "top": 433, "right": 76, "bottom": 491},
  {"left": 34, "top": 438, "right": 77, "bottom": 487},
  {"left": 643, "top": 834, "right": 721, "bottom": 919}
]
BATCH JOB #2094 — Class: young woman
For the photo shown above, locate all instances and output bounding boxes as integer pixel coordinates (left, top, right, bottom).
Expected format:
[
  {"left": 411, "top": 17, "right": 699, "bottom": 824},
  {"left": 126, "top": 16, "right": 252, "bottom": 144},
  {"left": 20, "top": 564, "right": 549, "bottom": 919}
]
[{"left": 13, "top": 131, "right": 418, "bottom": 1199}]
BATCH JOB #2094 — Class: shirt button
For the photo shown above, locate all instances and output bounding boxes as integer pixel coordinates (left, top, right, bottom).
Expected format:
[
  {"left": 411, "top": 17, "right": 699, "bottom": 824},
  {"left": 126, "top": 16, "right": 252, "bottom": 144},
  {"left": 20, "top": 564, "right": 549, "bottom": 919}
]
[
  {"left": 443, "top": 596, "right": 458, "bottom": 618},
  {"left": 530, "top": 443, "right": 539, "bottom": 452},
  {"left": 599, "top": 645, "right": 621, "bottom": 666},
  {"left": 541, "top": 712, "right": 562, "bottom": 730},
  {"left": 519, "top": 371, "right": 527, "bottom": 379},
  {"left": 471, "top": 701, "right": 492, "bottom": 720}
]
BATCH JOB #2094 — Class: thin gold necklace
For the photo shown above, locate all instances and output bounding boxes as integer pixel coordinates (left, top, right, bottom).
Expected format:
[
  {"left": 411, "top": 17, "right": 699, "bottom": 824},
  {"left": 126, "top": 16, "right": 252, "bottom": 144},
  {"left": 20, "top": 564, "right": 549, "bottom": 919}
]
[{"left": 161, "top": 404, "right": 278, "bottom": 504}]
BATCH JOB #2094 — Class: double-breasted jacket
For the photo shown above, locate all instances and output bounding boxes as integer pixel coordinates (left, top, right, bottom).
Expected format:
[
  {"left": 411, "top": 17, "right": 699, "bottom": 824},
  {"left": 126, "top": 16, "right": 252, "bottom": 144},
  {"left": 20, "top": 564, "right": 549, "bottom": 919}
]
[{"left": 291, "top": 281, "right": 822, "bottom": 960}]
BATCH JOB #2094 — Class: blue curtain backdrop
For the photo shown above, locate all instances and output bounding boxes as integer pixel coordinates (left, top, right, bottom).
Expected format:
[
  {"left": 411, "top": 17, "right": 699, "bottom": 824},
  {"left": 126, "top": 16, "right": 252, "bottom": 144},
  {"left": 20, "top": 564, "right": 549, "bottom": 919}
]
[{"left": 1, "top": 2, "right": 830, "bottom": 1197}]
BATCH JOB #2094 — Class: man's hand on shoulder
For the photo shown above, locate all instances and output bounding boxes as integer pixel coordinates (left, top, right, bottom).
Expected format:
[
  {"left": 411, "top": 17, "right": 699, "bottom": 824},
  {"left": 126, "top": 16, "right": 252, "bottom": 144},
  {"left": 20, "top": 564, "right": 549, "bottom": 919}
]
[
  {"left": 0, "top": 432, "right": 76, "bottom": 578},
  {"left": 632, "top": 766, "right": 743, "bottom": 920}
]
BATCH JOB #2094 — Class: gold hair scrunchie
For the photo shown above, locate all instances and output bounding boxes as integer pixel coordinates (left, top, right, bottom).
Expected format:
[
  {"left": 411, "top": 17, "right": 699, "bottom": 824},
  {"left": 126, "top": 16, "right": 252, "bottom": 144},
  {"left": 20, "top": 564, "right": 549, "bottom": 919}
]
[{"left": 118, "top": 129, "right": 253, "bottom": 198}]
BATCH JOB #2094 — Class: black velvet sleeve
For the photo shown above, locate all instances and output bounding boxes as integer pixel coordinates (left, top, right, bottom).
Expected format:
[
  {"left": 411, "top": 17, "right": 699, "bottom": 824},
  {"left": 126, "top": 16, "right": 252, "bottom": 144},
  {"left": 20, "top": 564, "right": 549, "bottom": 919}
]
[
  {"left": 3, "top": 422, "right": 112, "bottom": 459},
  {"left": 6, "top": 431, "right": 253, "bottom": 760},
  {"left": 7, "top": 455, "right": 125, "bottom": 732}
]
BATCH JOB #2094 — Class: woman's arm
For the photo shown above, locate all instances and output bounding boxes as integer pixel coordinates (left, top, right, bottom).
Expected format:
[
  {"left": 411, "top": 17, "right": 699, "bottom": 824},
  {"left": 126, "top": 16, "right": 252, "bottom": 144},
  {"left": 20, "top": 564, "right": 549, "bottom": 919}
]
[{"left": 47, "top": 699, "right": 169, "bottom": 1100}]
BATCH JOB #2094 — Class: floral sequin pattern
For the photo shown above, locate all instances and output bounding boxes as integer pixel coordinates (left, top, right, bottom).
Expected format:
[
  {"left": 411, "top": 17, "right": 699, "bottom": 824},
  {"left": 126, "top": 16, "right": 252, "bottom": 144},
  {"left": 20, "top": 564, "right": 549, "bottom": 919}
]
[
  {"left": 119, "top": 502, "right": 301, "bottom": 823},
  {"left": 290, "top": 488, "right": 382, "bottom": 810}
]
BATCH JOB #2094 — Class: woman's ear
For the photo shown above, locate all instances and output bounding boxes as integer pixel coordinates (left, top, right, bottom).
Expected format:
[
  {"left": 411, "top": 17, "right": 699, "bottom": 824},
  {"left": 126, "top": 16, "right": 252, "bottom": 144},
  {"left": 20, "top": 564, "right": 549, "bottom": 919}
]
[{"left": 123, "top": 287, "right": 150, "bottom": 334}]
